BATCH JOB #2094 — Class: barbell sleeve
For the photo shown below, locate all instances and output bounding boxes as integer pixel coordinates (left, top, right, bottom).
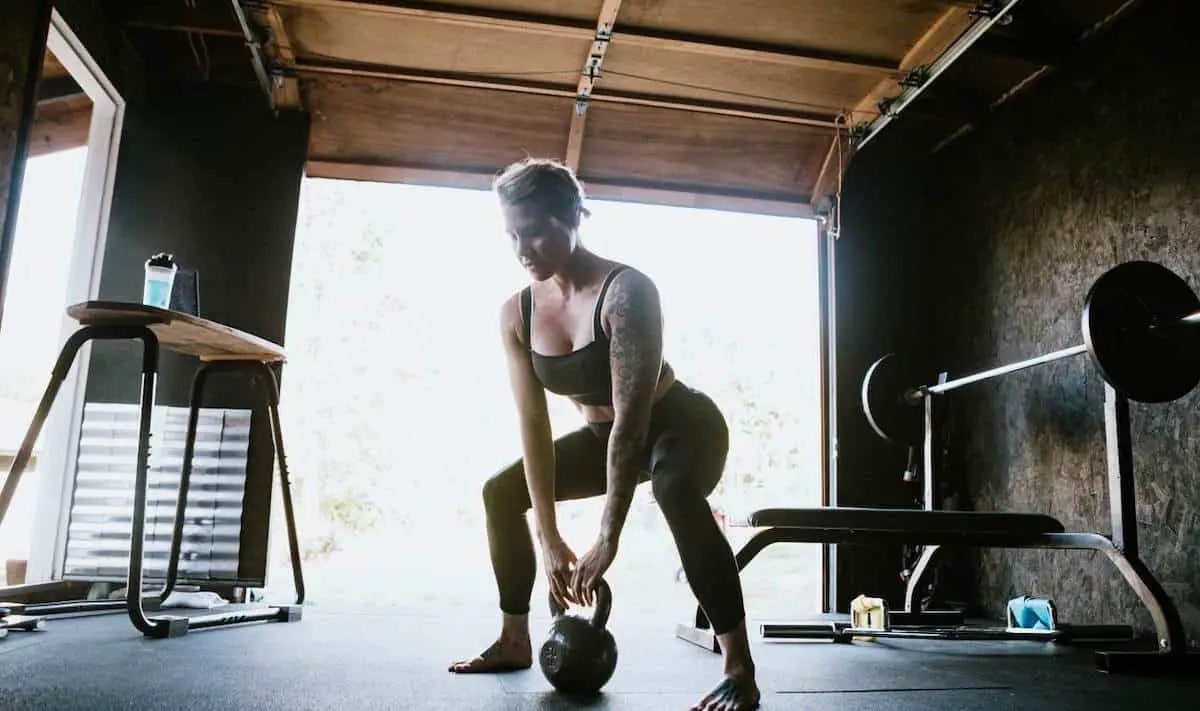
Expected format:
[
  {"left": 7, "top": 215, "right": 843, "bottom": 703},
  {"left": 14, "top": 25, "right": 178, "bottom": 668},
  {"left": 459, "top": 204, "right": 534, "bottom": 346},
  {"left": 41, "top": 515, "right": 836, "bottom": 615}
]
[{"left": 924, "top": 344, "right": 1089, "bottom": 395}]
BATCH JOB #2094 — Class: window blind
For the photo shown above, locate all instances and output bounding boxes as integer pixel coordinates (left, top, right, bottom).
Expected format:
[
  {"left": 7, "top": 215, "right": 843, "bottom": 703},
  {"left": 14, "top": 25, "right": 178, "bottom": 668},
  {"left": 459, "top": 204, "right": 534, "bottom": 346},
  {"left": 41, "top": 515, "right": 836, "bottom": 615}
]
[{"left": 63, "top": 402, "right": 251, "bottom": 584}]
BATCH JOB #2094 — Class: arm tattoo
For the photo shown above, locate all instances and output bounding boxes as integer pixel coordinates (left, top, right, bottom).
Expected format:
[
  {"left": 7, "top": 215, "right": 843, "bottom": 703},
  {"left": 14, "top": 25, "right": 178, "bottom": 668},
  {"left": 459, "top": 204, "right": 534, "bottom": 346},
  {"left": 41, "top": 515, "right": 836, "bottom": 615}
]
[{"left": 599, "top": 270, "right": 663, "bottom": 544}]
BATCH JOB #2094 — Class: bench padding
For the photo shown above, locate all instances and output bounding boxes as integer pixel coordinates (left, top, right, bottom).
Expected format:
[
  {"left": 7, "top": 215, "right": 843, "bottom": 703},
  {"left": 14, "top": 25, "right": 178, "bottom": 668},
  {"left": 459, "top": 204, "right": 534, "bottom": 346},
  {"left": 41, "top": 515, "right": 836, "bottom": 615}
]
[{"left": 749, "top": 507, "right": 1065, "bottom": 537}]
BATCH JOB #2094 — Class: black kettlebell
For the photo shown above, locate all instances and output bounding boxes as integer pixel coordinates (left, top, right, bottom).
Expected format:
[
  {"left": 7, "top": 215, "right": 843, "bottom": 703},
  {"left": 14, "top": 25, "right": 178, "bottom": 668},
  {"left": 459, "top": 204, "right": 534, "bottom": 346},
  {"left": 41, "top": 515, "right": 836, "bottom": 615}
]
[{"left": 539, "top": 578, "right": 618, "bottom": 696}]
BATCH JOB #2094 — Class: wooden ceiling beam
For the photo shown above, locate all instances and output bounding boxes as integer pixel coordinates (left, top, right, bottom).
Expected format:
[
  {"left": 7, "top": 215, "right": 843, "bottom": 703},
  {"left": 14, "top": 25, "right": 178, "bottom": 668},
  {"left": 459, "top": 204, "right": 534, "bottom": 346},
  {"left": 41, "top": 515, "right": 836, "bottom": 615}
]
[
  {"left": 122, "top": 21, "right": 244, "bottom": 38},
  {"left": 305, "top": 160, "right": 814, "bottom": 218},
  {"left": 565, "top": 0, "right": 623, "bottom": 172},
  {"left": 29, "top": 96, "right": 93, "bottom": 159},
  {"left": 808, "top": 127, "right": 845, "bottom": 216},
  {"left": 292, "top": 58, "right": 841, "bottom": 129},
  {"left": 269, "top": 0, "right": 899, "bottom": 77}
]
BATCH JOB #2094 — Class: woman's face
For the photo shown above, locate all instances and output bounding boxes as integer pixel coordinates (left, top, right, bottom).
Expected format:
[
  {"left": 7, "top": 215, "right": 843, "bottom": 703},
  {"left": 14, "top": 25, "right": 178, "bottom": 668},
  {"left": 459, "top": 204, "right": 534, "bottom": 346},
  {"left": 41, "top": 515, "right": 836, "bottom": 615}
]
[{"left": 502, "top": 202, "right": 575, "bottom": 281}]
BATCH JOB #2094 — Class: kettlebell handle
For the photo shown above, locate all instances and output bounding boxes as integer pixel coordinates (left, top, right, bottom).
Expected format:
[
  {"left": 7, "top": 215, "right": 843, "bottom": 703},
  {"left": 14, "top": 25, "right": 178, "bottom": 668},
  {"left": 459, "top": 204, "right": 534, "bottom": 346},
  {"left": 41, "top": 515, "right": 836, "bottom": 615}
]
[{"left": 548, "top": 577, "right": 612, "bottom": 630}]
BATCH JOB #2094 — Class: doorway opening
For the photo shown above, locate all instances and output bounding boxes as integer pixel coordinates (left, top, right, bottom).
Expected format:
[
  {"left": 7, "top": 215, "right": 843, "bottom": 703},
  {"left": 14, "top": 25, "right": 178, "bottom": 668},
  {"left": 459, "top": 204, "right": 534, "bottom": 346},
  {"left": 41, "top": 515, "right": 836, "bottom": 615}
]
[
  {"left": 270, "top": 177, "right": 823, "bottom": 623},
  {"left": 0, "top": 11, "right": 125, "bottom": 588}
]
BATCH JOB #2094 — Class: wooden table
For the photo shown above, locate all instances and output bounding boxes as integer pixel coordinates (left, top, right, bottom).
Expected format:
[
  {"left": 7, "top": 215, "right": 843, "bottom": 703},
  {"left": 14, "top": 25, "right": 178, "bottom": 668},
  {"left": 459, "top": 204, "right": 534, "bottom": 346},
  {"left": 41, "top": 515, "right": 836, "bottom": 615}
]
[
  {"left": 67, "top": 301, "right": 287, "bottom": 362},
  {"left": 0, "top": 302, "right": 303, "bottom": 639}
]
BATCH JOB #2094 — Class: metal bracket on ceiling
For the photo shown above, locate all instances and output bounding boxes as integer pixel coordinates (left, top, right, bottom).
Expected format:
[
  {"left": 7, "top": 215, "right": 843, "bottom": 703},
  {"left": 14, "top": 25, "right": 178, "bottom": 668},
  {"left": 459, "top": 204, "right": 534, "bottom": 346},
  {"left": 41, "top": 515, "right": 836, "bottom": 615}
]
[
  {"left": 585, "top": 54, "right": 603, "bottom": 80},
  {"left": 968, "top": 1, "right": 1015, "bottom": 25},
  {"left": 576, "top": 23, "right": 614, "bottom": 114},
  {"left": 566, "top": 0, "right": 624, "bottom": 170},
  {"left": 899, "top": 66, "right": 931, "bottom": 90},
  {"left": 847, "top": 121, "right": 872, "bottom": 148},
  {"left": 853, "top": 0, "right": 1025, "bottom": 150},
  {"left": 230, "top": 0, "right": 276, "bottom": 112}
]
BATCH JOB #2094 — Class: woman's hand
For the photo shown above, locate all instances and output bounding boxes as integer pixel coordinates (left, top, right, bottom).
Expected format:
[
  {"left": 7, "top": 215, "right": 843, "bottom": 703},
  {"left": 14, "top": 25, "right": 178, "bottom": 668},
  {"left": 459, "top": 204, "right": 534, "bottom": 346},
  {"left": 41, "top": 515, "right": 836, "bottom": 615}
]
[
  {"left": 570, "top": 537, "right": 618, "bottom": 607},
  {"left": 540, "top": 533, "right": 578, "bottom": 612}
]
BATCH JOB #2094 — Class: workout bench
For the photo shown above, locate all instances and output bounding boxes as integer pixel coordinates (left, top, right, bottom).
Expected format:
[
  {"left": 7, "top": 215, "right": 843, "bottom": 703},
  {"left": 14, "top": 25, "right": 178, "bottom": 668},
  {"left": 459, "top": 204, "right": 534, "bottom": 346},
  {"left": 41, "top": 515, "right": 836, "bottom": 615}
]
[
  {"left": 0, "top": 301, "right": 304, "bottom": 638},
  {"left": 676, "top": 261, "right": 1200, "bottom": 675}
]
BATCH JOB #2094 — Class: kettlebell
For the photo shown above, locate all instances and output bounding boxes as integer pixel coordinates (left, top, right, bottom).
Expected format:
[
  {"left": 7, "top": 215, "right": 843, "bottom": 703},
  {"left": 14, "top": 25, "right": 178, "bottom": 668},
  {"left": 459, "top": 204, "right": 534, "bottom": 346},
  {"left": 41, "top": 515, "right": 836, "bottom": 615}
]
[{"left": 538, "top": 578, "right": 618, "bottom": 696}]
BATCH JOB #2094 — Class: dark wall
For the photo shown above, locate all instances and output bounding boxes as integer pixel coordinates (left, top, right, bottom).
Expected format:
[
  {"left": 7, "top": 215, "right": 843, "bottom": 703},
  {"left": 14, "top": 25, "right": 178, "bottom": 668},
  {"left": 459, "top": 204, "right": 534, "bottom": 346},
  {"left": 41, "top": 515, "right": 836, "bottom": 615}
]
[
  {"left": 85, "top": 83, "right": 310, "bottom": 583},
  {"left": 837, "top": 0, "right": 1200, "bottom": 637},
  {"left": 0, "top": 0, "right": 51, "bottom": 329},
  {"left": 832, "top": 130, "right": 939, "bottom": 609},
  {"left": 55, "top": 0, "right": 147, "bottom": 102},
  {"left": 87, "top": 84, "right": 309, "bottom": 401},
  {"left": 924, "top": 0, "right": 1200, "bottom": 639}
]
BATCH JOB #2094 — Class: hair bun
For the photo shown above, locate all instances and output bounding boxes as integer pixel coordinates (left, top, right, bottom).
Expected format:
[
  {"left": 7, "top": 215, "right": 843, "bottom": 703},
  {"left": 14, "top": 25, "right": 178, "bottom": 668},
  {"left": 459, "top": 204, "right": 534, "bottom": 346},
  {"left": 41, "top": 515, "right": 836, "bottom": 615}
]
[{"left": 492, "top": 157, "right": 589, "bottom": 229}]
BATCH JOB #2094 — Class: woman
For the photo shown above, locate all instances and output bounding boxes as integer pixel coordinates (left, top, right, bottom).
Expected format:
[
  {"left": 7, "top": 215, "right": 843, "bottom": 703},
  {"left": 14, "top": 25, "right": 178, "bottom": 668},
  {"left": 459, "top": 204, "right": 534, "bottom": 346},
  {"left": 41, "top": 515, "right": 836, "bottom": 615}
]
[{"left": 448, "top": 157, "right": 760, "bottom": 711}]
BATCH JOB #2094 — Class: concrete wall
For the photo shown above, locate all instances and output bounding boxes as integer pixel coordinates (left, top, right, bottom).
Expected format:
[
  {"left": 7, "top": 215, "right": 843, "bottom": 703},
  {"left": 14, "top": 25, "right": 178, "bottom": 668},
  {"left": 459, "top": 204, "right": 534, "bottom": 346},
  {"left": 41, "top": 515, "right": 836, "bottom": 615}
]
[
  {"left": 923, "top": 0, "right": 1200, "bottom": 639},
  {"left": 83, "top": 83, "right": 310, "bottom": 583},
  {"left": 834, "top": 0, "right": 1199, "bottom": 637}
]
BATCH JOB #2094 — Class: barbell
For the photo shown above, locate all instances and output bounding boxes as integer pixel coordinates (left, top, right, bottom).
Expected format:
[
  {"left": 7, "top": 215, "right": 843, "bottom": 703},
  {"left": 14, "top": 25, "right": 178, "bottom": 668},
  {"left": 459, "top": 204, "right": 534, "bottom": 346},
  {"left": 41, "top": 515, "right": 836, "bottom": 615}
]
[{"left": 862, "top": 260, "right": 1200, "bottom": 445}]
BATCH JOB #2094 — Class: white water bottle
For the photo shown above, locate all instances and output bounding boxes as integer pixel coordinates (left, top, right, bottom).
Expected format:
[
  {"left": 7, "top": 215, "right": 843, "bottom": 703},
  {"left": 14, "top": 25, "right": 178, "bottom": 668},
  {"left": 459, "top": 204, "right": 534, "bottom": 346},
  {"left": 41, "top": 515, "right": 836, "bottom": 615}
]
[{"left": 143, "top": 253, "right": 177, "bottom": 309}]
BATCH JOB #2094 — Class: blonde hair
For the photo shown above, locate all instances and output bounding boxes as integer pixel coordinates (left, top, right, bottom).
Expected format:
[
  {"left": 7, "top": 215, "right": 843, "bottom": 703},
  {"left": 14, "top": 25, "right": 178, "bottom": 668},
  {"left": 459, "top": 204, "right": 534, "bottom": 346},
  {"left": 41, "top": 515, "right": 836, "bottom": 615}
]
[{"left": 492, "top": 157, "right": 591, "bottom": 230}]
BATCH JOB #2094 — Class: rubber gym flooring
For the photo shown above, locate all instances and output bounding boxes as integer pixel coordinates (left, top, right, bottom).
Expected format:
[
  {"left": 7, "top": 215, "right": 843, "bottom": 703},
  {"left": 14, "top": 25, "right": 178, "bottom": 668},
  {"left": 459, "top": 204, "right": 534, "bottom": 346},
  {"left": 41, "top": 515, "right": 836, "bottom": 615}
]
[{"left": 1, "top": 605, "right": 1197, "bottom": 710}]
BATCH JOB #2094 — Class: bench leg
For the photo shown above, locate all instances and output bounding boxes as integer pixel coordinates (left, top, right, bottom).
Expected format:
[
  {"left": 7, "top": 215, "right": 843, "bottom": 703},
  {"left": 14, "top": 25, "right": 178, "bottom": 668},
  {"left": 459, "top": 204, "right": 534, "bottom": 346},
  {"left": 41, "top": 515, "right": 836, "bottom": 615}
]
[{"left": 888, "top": 544, "right": 965, "bottom": 626}]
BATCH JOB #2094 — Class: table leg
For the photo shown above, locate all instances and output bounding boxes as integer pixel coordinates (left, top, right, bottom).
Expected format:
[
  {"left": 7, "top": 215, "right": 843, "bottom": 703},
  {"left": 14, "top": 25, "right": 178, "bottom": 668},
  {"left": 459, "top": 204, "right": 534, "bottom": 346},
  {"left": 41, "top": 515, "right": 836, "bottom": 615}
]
[
  {"left": 124, "top": 331, "right": 187, "bottom": 638},
  {"left": 155, "top": 360, "right": 304, "bottom": 635},
  {"left": 163, "top": 364, "right": 216, "bottom": 601},
  {"left": 1, "top": 327, "right": 104, "bottom": 528},
  {"left": 256, "top": 362, "right": 306, "bottom": 606}
]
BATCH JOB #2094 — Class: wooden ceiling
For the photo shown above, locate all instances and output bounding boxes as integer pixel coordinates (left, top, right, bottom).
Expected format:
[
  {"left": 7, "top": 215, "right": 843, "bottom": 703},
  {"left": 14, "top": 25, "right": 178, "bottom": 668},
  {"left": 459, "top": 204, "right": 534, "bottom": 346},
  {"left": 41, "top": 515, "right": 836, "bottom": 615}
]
[
  {"left": 90, "top": 0, "right": 1143, "bottom": 215},
  {"left": 30, "top": 49, "right": 93, "bottom": 159}
]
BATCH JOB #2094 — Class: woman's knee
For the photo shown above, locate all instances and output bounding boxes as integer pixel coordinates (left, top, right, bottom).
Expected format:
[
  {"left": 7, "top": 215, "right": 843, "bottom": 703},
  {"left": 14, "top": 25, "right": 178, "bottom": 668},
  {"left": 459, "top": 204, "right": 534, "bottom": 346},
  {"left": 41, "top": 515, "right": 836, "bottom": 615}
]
[
  {"left": 651, "top": 469, "right": 709, "bottom": 515},
  {"left": 482, "top": 462, "right": 529, "bottom": 514},
  {"left": 651, "top": 448, "right": 726, "bottom": 506}
]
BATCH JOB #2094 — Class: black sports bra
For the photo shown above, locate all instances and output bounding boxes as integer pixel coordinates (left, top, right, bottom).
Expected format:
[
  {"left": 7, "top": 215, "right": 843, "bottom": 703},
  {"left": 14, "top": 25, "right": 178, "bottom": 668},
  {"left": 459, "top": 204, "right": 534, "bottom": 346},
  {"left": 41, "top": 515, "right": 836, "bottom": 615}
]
[{"left": 520, "top": 266, "right": 627, "bottom": 407}]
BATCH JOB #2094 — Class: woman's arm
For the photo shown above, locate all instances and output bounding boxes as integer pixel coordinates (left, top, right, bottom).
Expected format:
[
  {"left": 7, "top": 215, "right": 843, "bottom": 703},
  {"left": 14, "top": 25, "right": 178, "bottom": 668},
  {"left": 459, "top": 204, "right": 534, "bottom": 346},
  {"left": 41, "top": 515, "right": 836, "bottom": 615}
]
[
  {"left": 499, "top": 294, "right": 560, "bottom": 542},
  {"left": 599, "top": 269, "right": 664, "bottom": 546}
]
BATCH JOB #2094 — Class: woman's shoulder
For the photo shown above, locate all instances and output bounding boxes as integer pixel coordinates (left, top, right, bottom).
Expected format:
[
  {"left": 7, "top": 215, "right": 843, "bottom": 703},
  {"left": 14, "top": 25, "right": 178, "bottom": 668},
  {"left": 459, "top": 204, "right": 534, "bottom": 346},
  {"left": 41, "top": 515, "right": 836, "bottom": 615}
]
[
  {"left": 605, "top": 263, "right": 658, "bottom": 297},
  {"left": 498, "top": 287, "right": 529, "bottom": 329}
]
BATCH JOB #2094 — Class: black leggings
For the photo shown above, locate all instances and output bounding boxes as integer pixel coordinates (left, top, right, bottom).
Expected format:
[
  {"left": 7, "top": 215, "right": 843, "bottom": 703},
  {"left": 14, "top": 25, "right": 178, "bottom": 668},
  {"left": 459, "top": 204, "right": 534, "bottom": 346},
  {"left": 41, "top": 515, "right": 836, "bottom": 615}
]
[{"left": 481, "top": 381, "right": 746, "bottom": 635}]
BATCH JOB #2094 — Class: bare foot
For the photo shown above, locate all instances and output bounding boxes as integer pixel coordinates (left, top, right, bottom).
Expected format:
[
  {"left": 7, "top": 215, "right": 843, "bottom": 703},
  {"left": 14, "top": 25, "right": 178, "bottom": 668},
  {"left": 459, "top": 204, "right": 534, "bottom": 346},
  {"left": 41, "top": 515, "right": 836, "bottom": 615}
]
[
  {"left": 691, "top": 670, "right": 761, "bottom": 711},
  {"left": 448, "top": 637, "right": 533, "bottom": 674}
]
